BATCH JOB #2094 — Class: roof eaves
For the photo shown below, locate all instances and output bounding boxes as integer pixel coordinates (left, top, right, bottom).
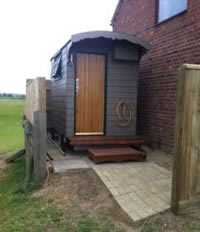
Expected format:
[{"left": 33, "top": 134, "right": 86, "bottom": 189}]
[
  {"left": 71, "top": 31, "right": 151, "bottom": 52},
  {"left": 51, "top": 30, "right": 151, "bottom": 60},
  {"left": 50, "top": 40, "right": 71, "bottom": 61}
]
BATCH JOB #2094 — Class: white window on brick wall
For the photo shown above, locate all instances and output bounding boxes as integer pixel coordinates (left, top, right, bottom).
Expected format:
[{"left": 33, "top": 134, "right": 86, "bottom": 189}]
[{"left": 158, "top": 0, "right": 187, "bottom": 23}]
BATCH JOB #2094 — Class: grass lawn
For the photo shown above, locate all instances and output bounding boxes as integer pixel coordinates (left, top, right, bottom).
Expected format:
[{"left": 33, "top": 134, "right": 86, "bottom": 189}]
[
  {"left": 0, "top": 158, "right": 125, "bottom": 232},
  {"left": 1, "top": 159, "right": 200, "bottom": 232},
  {"left": 0, "top": 98, "right": 125, "bottom": 232},
  {"left": 0, "top": 99, "right": 24, "bottom": 158}
]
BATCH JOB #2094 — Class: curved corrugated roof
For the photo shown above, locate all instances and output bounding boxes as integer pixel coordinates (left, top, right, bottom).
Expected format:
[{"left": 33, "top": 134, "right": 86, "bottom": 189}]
[{"left": 51, "top": 30, "right": 151, "bottom": 60}]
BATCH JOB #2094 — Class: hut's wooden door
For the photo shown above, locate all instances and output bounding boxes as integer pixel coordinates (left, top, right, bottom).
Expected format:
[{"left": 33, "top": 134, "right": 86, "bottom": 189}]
[{"left": 75, "top": 53, "right": 105, "bottom": 135}]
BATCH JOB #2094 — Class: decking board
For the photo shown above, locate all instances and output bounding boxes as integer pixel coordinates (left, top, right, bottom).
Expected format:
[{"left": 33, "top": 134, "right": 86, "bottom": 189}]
[
  {"left": 68, "top": 136, "right": 145, "bottom": 146},
  {"left": 88, "top": 147, "right": 145, "bottom": 164}
]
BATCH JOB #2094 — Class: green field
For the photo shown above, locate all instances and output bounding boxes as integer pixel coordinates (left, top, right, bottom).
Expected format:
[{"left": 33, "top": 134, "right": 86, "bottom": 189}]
[{"left": 0, "top": 99, "right": 24, "bottom": 158}]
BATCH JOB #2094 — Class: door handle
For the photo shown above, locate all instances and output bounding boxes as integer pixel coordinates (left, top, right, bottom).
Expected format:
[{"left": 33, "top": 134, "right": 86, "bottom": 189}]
[{"left": 76, "top": 78, "right": 79, "bottom": 93}]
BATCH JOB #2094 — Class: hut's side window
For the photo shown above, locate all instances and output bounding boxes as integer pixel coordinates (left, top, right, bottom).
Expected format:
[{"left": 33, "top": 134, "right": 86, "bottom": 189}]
[{"left": 51, "top": 53, "right": 62, "bottom": 80}]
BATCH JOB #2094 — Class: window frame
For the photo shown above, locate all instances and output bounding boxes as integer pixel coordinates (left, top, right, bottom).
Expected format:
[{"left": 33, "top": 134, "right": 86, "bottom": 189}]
[{"left": 157, "top": 0, "right": 188, "bottom": 24}]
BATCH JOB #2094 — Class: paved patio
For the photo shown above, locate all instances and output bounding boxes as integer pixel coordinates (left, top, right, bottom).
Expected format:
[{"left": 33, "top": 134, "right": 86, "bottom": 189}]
[
  {"left": 94, "top": 162, "right": 171, "bottom": 221},
  {"left": 48, "top": 140, "right": 173, "bottom": 222}
]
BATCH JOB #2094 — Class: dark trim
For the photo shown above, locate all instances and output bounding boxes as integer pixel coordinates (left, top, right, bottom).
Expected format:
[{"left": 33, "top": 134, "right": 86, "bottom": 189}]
[
  {"left": 73, "top": 53, "right": 77, "bottom": 136},
  {"left": 74, "top": 52, "right": 108, "bottom": 136},
  {"left": 104, "top": 53, "right": 108, "bottom": 136},
  {"left": 156, "top": 0, "right": 188, "bottom": 25}
]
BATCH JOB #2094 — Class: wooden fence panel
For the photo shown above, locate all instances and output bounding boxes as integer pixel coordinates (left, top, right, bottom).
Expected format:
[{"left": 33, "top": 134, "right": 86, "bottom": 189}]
[{"left": 171, "top": 64, "right": 200, "bottom": 214}]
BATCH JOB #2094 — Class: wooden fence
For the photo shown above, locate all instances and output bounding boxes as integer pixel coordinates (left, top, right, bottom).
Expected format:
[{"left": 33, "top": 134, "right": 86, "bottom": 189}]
[
  {"left": 25, "top": 77, "right": 50, "bottom": 187},
  {"left": 171, "top": 64, "right": 200, "bottom": 214}
]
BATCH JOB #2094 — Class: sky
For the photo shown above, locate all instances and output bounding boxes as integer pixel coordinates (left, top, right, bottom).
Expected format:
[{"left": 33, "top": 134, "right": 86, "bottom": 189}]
[{"left": 0, "top": 0, "right": 118, "bottom": 94}]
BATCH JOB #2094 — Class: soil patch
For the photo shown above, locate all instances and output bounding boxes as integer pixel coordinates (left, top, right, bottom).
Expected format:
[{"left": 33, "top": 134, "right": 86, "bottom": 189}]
[
  {"left": 32, "top": 168, "right": 135, "bottom": 231},
  {"left": 155, "top": 160, "right": 173, "bottom": 171},
  {"left": 144, "top": 146, "right": 174, "bottom": 171},
  {"left": 137, "top": 210, "right": 200, "bottom": 232}
]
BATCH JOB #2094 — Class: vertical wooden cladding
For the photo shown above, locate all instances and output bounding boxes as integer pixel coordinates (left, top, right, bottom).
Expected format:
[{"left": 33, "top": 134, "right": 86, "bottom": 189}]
[
  {"left": 171, "top": 64, "right": 200, "bottom": 215},
  {"left": 50, "top": 46, "right": 68, "bottom": 135},
  {"left": 75, "top": 53, "right": 105, "bottom": 135}
]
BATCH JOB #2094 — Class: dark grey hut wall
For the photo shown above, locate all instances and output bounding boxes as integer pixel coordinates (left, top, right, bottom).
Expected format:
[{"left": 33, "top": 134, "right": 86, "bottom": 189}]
[
  {"left": 65, "top": 63, "right": 75, "bottom": 136},
  {"left": 50, "top": 46, "right": 68, "bottom": 135},
  {"left": 65, "top": 38, "right": 139, "bottom": 137}
]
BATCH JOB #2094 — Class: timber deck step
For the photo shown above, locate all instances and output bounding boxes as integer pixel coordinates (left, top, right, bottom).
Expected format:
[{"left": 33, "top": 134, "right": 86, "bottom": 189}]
[
  {"left": 88, "top": 147, "right": 146, "bottom": 164},
  {"left": 68, "top": 136, "right": 145, "bottom": 146}
]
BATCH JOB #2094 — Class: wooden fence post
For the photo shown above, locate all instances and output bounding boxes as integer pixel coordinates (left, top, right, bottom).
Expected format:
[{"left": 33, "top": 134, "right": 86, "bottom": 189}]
[
  {"left": 33, "top": 111, "right": 47, "bottom": 187},
  {"left": 25, "top": 77, "right": 49, "bottom": 187},
  {"left": 171, "top": 64, "right": 200, "bottom": 214}
]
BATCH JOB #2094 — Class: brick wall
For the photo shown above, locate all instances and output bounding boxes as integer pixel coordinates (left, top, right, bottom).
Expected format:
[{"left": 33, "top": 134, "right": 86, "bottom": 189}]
[{"left": 112, "top": 0, "right": 200, "bottom": 152}]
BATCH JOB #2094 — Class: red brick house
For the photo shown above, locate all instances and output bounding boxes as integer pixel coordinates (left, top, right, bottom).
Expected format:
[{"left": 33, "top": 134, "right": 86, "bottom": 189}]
[{"left": 111, "top": 0, "right": 200, "bottom": 152}]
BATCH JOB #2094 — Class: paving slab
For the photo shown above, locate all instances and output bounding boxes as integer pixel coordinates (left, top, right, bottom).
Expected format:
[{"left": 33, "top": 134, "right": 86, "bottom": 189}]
[
  {"left": 52, "top": 159, "right": 90, "bottom": 173},
  {"left": 93, "top": 162, "right": 172, "bottom": 222}
]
